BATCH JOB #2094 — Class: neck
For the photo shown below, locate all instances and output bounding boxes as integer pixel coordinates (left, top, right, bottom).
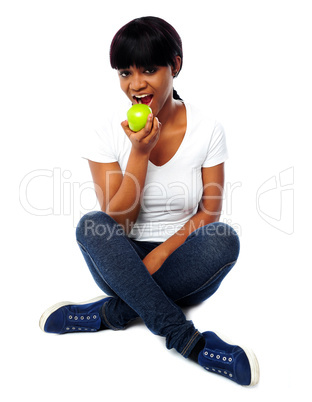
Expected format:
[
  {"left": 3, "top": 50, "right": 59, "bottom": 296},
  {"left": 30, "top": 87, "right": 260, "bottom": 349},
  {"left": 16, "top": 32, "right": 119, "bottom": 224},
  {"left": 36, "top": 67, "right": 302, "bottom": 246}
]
[{"left": 157, "top": 98, "right": 182, "bottom": 127}]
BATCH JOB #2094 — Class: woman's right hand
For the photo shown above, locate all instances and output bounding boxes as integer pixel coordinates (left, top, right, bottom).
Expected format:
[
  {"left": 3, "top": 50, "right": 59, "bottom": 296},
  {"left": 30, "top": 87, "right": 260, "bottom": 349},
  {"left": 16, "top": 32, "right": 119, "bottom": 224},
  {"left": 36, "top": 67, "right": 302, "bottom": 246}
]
[
  {"left": 121, "top": 113, "right": 161, "bottom": 156},
  {"left": 88, "top": 114, "right": 161, "bottom": 231}
]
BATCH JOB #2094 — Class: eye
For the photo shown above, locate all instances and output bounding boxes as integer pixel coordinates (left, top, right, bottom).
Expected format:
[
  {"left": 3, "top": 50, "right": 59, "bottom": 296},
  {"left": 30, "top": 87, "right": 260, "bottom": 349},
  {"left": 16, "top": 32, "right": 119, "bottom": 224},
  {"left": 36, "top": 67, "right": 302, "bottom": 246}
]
[
  {"left": 119, "top": 70, "right": 130, "bottom": 78},
  {"left": 144, "top": 67, "right": 158, "bottom": 74}
]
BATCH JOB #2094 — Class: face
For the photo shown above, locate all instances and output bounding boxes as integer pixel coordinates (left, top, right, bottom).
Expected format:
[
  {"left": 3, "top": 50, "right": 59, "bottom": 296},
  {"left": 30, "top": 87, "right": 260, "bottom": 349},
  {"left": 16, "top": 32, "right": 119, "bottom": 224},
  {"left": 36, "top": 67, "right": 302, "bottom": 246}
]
[{"left": 117, "top": 65, "right": 175, "bottom": 117}]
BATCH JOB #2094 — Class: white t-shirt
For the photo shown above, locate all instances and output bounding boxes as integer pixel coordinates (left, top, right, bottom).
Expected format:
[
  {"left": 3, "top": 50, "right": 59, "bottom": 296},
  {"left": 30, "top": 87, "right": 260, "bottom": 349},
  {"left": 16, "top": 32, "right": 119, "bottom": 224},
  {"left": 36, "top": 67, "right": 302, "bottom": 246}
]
[{"left": 82, "top": 102, "right": 228, "bottom": 242}]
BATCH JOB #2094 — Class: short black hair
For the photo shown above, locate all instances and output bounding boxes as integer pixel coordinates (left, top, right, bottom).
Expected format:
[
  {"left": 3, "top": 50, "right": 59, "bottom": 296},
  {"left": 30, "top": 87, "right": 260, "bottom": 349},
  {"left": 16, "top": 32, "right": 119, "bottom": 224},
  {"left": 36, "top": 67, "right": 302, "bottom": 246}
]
[{"left": 110, "top": 16, "right": 183, "bottom": 75}]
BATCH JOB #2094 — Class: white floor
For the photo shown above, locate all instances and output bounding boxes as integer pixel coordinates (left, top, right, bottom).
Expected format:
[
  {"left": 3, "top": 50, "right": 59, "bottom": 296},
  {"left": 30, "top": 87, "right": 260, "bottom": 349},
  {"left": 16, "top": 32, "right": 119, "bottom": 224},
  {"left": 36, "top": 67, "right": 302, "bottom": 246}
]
[{"left": 2, "top": 1, "right": 311, "bottom": 401}]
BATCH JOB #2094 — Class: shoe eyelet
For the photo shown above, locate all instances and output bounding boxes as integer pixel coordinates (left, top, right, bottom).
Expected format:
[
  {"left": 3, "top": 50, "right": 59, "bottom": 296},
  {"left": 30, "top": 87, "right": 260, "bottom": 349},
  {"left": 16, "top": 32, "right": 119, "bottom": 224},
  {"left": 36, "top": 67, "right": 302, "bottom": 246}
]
[
  {"left": 216, "top": 355, "right": 220, "bottom": 359},
  {"left": 228, "top": 358, "right": 233, "bottom": 362},
  {"left": 69, "top": 315, "right": 73, "bottom": 319},
  {"left": 87, "top": 316, "right": 90, "bottom": 320},
  {"left": 74, "top": 316, "right": 78, "bottom": 320},
  {"left": 223, "top": 357, "right": 227, "bottom": 361},
  {"left": 204, "top": 351, "right": 208, "bottom": 356},
  {"left": 93, "top": 315, "right": 97, "bottom": 319},
  {"left": 81, "top": 316, "right": 84, "bottom": 320},
  {"left": 210, "top": 353, "right": 214, "bottom": 358}
]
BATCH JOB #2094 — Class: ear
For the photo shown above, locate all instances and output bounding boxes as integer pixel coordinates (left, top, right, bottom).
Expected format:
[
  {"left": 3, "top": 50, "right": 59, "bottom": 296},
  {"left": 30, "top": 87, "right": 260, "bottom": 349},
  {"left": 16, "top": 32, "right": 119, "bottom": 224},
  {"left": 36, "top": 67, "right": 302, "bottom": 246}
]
[{"left": 172, "top": 56, "right": 182, "bottom": 77}]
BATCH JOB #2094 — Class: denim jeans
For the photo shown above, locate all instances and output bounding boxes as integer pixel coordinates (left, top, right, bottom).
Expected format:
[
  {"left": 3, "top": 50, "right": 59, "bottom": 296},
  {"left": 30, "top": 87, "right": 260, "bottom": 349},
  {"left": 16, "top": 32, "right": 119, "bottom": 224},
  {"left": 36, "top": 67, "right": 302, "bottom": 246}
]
[{"left": 76, "top": 211, "right": 240, "bottom": 358}]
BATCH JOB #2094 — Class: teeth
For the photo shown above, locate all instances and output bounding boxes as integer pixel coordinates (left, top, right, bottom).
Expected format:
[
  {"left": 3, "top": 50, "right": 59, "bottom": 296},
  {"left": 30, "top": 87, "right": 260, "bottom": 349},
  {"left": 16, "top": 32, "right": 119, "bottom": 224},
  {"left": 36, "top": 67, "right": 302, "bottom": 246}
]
[
  {"left": 133, "top": 94, "right": 153, "bottom": 105},
  {"left": 135, "top": 94, "right": 150, "bottom": 98}
]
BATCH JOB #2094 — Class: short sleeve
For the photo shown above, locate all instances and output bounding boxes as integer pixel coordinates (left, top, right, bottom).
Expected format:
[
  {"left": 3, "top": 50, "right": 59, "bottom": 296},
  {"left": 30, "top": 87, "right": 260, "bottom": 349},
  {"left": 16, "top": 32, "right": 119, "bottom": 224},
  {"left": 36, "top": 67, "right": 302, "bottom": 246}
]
[
  {"left": 81, "top": 119, "right": 118, "bottom": 163},
  {"left": 202, "top": 121, "right": 229, "bottom": 167}
]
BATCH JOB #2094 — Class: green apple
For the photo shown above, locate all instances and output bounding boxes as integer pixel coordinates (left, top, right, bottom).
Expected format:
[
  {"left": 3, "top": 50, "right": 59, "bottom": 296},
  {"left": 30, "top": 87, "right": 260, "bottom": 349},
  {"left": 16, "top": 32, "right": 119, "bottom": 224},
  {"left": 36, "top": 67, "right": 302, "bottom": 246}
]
[{"left": 127, "top": 104, "right": 152, "bottom": 132}]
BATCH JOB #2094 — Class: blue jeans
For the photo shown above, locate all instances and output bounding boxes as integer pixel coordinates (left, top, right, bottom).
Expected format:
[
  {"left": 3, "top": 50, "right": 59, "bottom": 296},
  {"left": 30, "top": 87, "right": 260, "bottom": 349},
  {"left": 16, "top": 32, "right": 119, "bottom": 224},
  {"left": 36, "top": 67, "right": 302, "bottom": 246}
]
[{"left": 76, "top": 211, "right": 240, "bottom": 358}]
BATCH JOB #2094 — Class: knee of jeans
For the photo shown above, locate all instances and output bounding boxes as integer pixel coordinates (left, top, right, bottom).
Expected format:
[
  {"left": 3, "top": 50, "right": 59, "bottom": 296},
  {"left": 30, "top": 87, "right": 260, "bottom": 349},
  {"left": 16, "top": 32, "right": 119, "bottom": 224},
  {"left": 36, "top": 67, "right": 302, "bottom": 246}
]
[
  {"left": 213, "top": 222, "right": 240, "bottom": 262},
  {"left": 195, "top": 222, "right": 240, "bottom": 263},
  {"left": 76, "top": 211, "right": 113, "bottom": 242}
]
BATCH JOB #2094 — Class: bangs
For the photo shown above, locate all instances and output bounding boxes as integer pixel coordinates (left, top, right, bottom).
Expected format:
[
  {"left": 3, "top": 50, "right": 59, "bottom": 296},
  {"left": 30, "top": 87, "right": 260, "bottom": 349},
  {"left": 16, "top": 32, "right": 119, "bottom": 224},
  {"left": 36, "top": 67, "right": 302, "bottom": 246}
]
[{"left": 110, "top": 18, "right": 180, "bottom": 70}]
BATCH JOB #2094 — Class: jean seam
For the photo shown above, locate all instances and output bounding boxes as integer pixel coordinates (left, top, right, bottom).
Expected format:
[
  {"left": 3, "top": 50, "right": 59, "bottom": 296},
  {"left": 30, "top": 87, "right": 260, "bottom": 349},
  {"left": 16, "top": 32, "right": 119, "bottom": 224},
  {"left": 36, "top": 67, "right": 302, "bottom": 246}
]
[
  {"left": 76, "top": 240, "right": 114, "bottom": 293},
  {"left": 174, "top": 260, "right": 237, "bottom": 303},
  {"left": 77, "top": 240, "right": 123, "bottom": 330},
  {"left": 181, "top": 330, "right": 201, "bottom": 357}
]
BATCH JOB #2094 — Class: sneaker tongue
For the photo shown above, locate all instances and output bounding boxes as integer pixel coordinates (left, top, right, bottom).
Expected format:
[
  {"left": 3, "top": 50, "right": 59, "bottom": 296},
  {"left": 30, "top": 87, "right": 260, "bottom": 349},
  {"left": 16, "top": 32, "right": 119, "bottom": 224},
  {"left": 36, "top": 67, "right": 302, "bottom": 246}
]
[{"left": 141, "top": 95, "right": 153, "bottom": 105}]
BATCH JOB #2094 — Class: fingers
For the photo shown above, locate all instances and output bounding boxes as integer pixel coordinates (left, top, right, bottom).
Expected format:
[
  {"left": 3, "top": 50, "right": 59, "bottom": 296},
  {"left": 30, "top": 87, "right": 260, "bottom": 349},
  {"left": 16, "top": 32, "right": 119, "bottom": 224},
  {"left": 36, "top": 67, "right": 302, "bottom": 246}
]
[
  {"left": 121, "top": 115, "right": 153, "bottom": 139},
  {"left": 121, "top": 114, "right": 161, "bottom": 142},
  {"left": 120, "top": 120, "right": 133, "bottom": 137},
  {"left": 143, "top": 113, "right": 154, "bottom": 136},
  {"left": 141, "top": 115, "right": 161, "bottom": 145}
]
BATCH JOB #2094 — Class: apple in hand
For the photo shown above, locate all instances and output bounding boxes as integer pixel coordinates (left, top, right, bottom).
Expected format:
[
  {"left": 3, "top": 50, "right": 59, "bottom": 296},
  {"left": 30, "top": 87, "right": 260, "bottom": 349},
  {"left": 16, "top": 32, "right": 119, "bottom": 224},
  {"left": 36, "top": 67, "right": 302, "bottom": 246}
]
[{"left": 127, "top": 104, "right": 152, "bottom": 132}]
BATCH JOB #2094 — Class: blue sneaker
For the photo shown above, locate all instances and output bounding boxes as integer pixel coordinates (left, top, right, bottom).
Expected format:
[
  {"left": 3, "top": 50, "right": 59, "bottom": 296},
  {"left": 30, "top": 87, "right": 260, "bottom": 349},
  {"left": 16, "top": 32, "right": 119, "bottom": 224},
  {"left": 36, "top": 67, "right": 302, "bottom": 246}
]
[
  {"left": 198, "top": 331, "right": 260, "bottom": 386},
  {"left": 39, "top": 296, "right": 109, "bottom": 334}
]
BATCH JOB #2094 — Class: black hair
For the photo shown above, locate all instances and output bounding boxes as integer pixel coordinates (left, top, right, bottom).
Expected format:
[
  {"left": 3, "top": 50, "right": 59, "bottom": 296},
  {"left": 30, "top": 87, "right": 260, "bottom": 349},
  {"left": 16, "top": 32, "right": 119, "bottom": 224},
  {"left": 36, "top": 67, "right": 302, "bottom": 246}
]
[{"left": 110, "top": 16, "right": 183, "bottom": 101}]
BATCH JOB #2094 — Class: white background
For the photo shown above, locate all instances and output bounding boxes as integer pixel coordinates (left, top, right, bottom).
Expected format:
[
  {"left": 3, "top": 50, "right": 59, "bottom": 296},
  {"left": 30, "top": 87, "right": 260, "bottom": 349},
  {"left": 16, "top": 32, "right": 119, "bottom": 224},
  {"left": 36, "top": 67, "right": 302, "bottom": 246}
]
[{"left": 1, "top": 0, "right": 311, "bottom": 400}]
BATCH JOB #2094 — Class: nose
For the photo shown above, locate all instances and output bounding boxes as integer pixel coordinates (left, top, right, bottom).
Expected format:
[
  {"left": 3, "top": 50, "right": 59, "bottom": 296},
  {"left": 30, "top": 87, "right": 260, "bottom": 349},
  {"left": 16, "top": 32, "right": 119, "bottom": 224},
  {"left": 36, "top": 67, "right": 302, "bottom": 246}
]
[{"left": 130, "top": 72, "right": 147, "bottom": 92}]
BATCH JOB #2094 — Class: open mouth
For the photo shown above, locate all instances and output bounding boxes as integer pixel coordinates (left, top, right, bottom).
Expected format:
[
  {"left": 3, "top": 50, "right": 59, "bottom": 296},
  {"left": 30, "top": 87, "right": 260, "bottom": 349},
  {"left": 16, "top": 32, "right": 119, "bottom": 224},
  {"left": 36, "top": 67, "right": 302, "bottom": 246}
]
[{"left": 133, "top": 94, "right": 154, "bottom": 106}]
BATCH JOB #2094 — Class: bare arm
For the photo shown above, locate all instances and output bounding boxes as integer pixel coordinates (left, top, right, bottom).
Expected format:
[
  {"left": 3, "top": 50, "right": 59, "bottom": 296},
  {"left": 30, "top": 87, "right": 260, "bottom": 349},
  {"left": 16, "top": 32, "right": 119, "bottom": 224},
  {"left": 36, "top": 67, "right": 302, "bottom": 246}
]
[
  {"left": 88, "top": 114, "right": 161, "bottom": 232},
  {"left": 143, "top": 163, "right": 225, "bottom": 274}
]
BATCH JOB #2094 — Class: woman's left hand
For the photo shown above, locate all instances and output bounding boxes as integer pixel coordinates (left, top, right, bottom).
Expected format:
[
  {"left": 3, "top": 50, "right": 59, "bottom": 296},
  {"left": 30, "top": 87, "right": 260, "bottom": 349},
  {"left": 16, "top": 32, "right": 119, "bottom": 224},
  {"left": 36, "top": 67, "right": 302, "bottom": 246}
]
[{"left": 142, "top": 245, "right": 169, "bottom": 275}]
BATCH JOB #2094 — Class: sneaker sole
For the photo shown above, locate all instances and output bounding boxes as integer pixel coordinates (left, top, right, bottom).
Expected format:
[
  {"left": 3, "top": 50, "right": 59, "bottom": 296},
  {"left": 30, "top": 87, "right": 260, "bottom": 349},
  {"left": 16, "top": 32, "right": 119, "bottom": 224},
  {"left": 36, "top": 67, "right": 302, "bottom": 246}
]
[
  {"left": 39, "top": 295, "right": 107, "bottom": 332},
  {"left": 214, "top": 331, "right": 260, "bottom": 386}
]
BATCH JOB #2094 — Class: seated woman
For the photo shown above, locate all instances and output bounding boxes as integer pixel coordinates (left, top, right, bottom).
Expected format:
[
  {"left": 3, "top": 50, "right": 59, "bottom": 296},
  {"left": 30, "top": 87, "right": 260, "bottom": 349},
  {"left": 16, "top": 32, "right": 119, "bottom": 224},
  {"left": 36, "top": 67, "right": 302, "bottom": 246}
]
[{"left": 40, "top": 16, "right": 259, "bottom": 387}]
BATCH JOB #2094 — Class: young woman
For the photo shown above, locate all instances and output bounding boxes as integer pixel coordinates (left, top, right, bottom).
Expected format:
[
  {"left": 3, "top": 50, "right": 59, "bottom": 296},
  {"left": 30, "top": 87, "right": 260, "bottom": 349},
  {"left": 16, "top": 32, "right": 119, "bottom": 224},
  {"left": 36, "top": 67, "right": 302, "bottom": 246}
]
[{"left": 39, "top": 16, "right": 259, "bottom": 386}]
